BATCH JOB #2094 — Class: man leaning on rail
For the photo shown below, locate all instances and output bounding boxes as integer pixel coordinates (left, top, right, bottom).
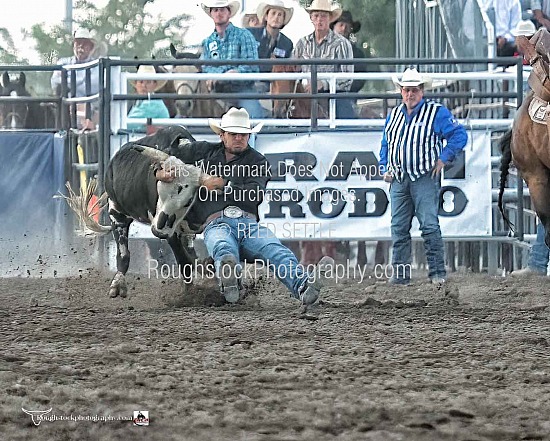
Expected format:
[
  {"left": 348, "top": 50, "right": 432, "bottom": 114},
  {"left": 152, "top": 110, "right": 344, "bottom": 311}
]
[
  {"left": 247, "top": 0, "right": 295, "bottom": 95},
  {"left": 50, "top": 28, "right": 102, "bottom": 130}
]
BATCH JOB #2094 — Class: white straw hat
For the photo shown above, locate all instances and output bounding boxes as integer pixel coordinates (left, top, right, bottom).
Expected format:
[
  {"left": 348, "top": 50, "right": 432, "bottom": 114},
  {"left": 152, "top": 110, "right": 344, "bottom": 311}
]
[
  {"left": 201, "top": 0, "right": 241, "bottom": 18},
  {"left": 209, "top": 107, "right": 264, "bottom": 134},
  {"left": 257, "top": 1, "right": 294, "bottom": 26},
  {"left": 394, "top": 67, "right": 432, "bottom": 88},
  {"left": 513, "top": 19, "right": 536, "bottom": 37},
  {"left": 130, "top": 65, "right": 167, "bottom": 91},
  {"left": 73, "top": 28, "right": 97, "bottom": 49},
  {"left": 305, "top": 0, "right": 342, "bottom": 23}
]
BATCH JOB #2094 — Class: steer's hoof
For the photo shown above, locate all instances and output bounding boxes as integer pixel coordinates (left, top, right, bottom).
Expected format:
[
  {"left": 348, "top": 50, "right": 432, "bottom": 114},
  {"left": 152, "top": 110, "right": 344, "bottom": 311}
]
[{"left": 109, "top": 273, "right": 127, "bottom": 298}]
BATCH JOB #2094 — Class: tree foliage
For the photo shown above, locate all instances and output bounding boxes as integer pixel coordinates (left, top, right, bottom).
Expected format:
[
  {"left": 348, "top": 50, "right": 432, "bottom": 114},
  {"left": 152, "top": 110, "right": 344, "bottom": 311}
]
[
  {"left": 29, "top": 0, "right": 193, "bottom": 63},
  {"left": 0, "top": 27, "right": 22, "bottom": 64},
  {"left": 340, "top": 0, "right": 395, "bottom": 58}
]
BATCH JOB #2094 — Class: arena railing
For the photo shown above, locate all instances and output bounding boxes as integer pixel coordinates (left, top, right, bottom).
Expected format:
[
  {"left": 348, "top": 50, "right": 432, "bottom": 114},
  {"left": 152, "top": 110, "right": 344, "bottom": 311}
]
[
  {"left": 96, "top": 56, "right": 531, "bottom": 272},
  {"left": 108, "top": 57, "right": 523, "bottom": 130},
  {"left": 0, "top": 65, "right": 61, "bottom": 130}
]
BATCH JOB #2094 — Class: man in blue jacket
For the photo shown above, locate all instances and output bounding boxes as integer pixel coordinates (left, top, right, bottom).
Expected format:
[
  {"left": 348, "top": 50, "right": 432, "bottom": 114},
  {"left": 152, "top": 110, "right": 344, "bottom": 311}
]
[{"left": 379, "top": 68, "right": 468, "bottom": 285}]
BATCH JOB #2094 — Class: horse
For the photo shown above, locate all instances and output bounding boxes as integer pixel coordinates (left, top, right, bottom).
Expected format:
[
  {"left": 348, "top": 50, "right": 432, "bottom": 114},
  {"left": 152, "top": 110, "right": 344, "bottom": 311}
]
[
  {"left": 270, "top": 64, "right": 328, "bottom": 119},
  {"left": 0, "top": 72, "right": 56, "bottom": 129},
  {"left": 170, "top": 44, "right": 226, "bottom": 118},
  {"left": 171, "top": 65, "right": 226, "bottom": 118},
  {"left": 156, "top": 65, "right": 178, "bottom": 118},
  {"left": 499, "top": 90, "right": 550, "bottom": 246},
  {"left": 498, "top": 34, "right": 550, "bottom": 247}
]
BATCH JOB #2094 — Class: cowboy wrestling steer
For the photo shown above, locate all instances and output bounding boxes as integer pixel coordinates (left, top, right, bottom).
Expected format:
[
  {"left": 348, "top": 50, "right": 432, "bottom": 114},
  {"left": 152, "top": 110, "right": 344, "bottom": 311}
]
[{"left": 103, "top": 126, "right": 218, "bottom": 298}]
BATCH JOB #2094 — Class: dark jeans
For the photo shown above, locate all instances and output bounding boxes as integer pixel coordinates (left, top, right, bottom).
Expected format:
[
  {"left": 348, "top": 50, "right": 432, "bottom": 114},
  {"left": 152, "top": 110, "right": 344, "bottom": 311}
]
[
  {"left": 527, "top": 222, "right": 549, "bottom": 273},
  {"left": 390, "top": 173, "right": 446, "bottom": 281}
]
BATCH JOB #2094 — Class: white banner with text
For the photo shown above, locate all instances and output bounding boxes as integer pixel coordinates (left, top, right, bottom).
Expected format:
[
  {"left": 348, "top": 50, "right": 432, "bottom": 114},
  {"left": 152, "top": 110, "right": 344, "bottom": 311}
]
[{"left": 255, "top": 131, "right": 492, "bottom": 240}]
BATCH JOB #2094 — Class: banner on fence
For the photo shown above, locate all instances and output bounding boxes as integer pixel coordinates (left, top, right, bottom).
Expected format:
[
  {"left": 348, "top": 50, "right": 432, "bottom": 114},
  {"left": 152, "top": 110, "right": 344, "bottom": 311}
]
[
  {"left": 256, "top": 131, "right": 492, "bottom": 240},
  {"left": 128, "top": 130, "right": 492, "bottom": 240}
]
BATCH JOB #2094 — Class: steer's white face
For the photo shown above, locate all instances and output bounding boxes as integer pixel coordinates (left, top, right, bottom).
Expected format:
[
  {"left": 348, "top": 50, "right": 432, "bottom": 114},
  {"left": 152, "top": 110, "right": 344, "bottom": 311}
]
[{"left": 151, "top": 156, "right": 202, "bottom": 239}]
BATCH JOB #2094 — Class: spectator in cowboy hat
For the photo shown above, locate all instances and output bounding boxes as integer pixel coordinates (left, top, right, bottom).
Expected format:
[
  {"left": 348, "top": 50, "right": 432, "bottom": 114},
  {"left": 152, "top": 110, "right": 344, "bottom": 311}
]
[
  {"left": 248, "top": 1, "right": 294, "bottom": 72},
  {"left": 248, "top": 0, "right": 295, "bottom": 98},
  {"left": 330, "top": 10, "right": 378, "bottom": 93},
  {"left": 200, "top": 0, "right": 265, "bottom": 118},
  {"left": 51, "top": 28, "right": 100, "bottom": 98},
  {"left": 330, "top": 9, "right": 367, "bottom": 117},
  {"left": 292, "top": 0, "right": 354, "bottom": 119},
  {"left": 380, "top": 67, "right": 467, "bottom": 285},
  {"left": 241, "top": 6, "right": 261, "bottom": 28},
  {"left": 50, "top": 28, "right": 103, "bottom": 129},
  {"left": 292, "top": 0, "right": 354, "bottom": 263},
  {"left": 126, "top": 65, "right": 170, "bottom": 132},
  {"left": 156, "top": 107, "right": 333, "bottom": 305},
  {"left": 331, "top": 10, "right": 361, "bottom": 37}
]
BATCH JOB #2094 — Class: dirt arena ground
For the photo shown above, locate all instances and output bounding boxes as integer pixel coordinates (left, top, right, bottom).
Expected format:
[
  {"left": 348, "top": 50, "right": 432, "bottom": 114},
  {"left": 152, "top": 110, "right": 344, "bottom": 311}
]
[{"left": 2, "top": 240, "right": 550, "bottom": 440}]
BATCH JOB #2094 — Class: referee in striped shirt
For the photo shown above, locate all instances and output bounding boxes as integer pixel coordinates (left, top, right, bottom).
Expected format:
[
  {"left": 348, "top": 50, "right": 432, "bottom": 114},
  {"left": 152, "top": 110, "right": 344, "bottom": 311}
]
[{"left": 379, "top": 68, "right": 468, "bottom": 286}]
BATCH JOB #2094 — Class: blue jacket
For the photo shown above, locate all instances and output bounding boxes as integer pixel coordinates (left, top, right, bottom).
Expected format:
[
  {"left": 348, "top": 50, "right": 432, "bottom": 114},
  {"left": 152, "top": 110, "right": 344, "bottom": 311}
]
[
  {"left": 127, "top": 100, "right": 170, "bottom": 131},
  {"left": 379, "top": 99, "right": 468, "bottom": 180}
]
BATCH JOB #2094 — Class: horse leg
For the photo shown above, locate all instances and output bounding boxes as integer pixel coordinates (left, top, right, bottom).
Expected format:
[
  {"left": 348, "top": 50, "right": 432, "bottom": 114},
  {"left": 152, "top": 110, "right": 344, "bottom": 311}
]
[
  {"left": 524, "top": 169, "right": 550, "bottom": 247},
  {"left": 108, "top": 208, "right": 133, "bottom": 298}
]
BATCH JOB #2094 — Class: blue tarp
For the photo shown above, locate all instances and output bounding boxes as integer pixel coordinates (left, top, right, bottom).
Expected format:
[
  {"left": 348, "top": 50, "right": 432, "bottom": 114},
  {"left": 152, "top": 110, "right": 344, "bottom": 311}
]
[{"left": 0, "top": 131, "right": 66, "bottom": 239}]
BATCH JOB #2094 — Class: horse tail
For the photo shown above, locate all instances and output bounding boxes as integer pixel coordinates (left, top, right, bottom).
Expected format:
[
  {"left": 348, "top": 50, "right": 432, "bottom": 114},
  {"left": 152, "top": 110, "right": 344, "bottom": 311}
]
[{"left": 498, "top": 128, "right": 515, "bottom": 232}]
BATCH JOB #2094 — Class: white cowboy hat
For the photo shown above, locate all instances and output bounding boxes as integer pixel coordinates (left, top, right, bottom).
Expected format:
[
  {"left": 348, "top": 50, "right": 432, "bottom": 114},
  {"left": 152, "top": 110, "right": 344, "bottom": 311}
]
[
  {"left": 394, "top": 67, "right": 432, "bottom": 88},
  {"left": 201, "top": 0, "right": 241, "bottom": 18},
  {"left": 130, "top": 65, "right": 167, "bottom": 92},
  {"left": 257, "top": 1, "right": 294, "bottom": 27},
  {"left": 73, "top": 28, "right": 97, "bottom": 48},
  {"left": 305, "top": 0, "right": 342, "bottom": 23},
  {"left": 513, "top": 19, "right": 536, "bottom": 37},
  {"left": 209, "top": 107, "right": 264, "bottom": 134}
]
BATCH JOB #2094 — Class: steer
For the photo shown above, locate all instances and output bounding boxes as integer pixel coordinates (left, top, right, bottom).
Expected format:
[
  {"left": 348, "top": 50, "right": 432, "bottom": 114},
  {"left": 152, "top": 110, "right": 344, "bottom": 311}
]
[{"left": 88, "top": 126, "right": 216, "bottom": 298}]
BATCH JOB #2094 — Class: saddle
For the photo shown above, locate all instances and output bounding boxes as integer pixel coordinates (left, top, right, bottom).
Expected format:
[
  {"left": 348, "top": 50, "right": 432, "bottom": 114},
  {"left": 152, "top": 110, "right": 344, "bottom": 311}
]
[{"left": 518, "top": 29, "right": 550, "bottom": 127}]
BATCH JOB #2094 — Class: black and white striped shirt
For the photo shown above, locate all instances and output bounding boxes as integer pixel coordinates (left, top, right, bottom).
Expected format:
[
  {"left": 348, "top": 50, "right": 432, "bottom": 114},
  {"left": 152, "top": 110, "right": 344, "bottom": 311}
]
[{"left": 380, "top": 99, "right": 467, "bottom": 182}]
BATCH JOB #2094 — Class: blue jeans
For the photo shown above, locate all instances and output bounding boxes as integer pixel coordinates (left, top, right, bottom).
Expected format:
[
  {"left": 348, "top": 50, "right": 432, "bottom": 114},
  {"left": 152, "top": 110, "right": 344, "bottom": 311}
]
[
  {"left": 203, "top": 217, "right": 309, "bottom": 297},
  {"left": 528, "top": 221, "right": 549, "bottom": 273},
  {"left": 335, "top": 98, "right": 356, "bottom": 119},
  {"left": 390, "top": 173, "right": 446, "bottom": 280}
]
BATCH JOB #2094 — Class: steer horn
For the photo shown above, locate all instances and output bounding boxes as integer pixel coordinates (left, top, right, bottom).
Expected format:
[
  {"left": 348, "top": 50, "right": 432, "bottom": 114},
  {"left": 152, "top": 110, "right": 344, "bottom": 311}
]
[
  {"left": 56, "top": 179, "right": 111, "bottom": 235},
  {"left": 132, "top": 144, "right": 170, "bottom": 162}
]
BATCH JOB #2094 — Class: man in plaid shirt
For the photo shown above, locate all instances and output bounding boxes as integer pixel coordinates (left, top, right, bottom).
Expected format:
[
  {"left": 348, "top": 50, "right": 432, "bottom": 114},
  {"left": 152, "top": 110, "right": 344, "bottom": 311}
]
[
  {"left": 201, "top": 0, "right": 265, "bottom": 118},
  {"left": 292, "top": 0, "right": 354, "bottom": 119}
]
